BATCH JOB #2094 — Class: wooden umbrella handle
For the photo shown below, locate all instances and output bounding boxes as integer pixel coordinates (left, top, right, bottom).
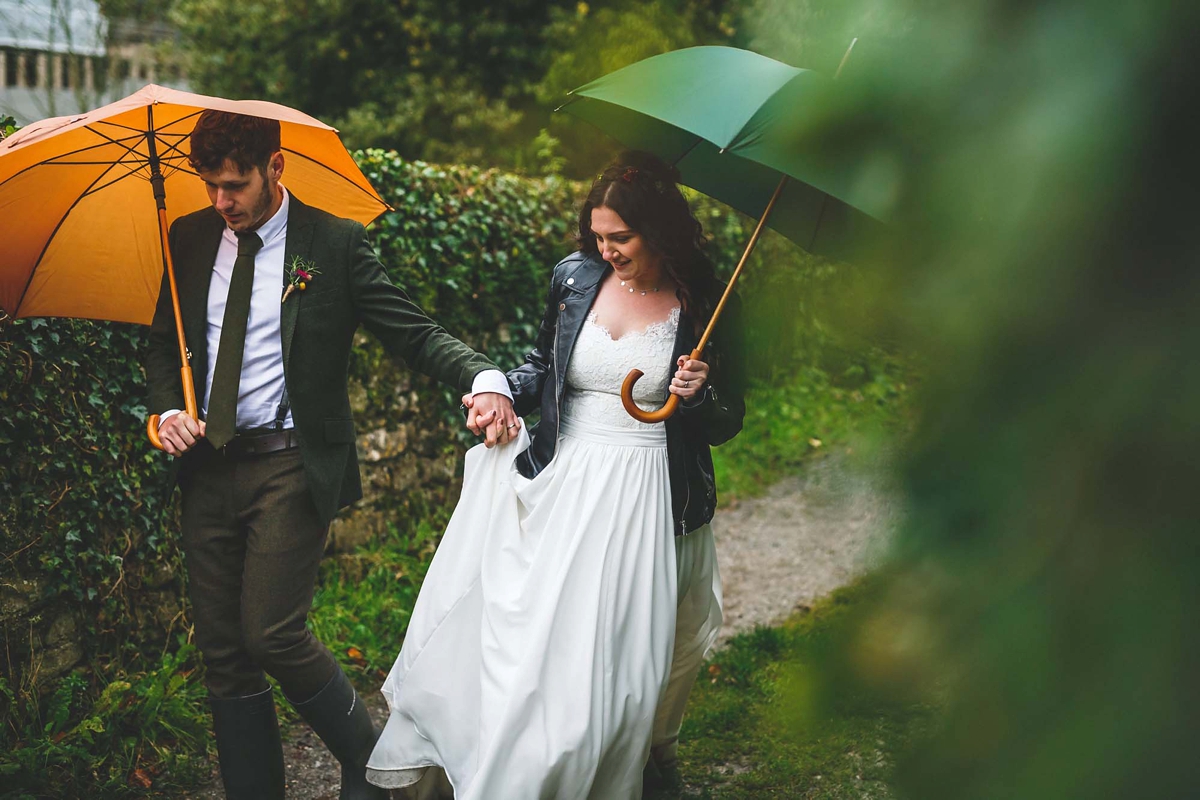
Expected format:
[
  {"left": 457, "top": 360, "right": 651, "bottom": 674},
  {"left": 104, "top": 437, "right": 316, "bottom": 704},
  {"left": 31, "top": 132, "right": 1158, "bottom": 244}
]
[
  {"left": 621, "top": 347, "right": 703, "bottom": 424},
  {"left": 620, "top": 175, "right": 789, "bottom": 424},
  {"left": 147, "top": 414, "right": 163, "bottom": 449},
  {"left": 146, "top": 365, "right": 198, "bottom": 450},
  {"left": 145, "top": 119, "right": 196, "bottom": 452}
]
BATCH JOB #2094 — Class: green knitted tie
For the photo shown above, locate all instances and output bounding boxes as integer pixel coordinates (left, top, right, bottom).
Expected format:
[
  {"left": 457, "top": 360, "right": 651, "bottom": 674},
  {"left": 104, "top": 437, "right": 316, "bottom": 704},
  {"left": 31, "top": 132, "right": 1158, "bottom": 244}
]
[{"left": 206, "top": 231, "right": 263, "bottom": 449}]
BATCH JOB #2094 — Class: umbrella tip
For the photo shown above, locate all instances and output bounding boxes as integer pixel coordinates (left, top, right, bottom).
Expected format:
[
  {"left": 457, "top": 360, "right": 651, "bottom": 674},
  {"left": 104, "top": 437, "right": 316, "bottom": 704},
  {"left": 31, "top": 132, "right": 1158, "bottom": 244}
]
[{"left": 719, "top": 147, "right": 727, "bottom": 155}]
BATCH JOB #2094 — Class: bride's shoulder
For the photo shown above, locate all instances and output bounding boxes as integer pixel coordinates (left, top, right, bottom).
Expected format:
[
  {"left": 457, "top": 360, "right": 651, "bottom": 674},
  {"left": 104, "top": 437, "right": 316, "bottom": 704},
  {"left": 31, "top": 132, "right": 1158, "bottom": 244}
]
[{"left": 551, "top": 251, "right": 606, "bottom": 290}]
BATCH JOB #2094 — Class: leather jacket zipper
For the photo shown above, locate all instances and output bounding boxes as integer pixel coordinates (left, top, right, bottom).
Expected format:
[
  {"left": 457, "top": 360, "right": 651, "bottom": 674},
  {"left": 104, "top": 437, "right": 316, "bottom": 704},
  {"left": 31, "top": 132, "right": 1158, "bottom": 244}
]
[
  {"left": 550, "top": 313, "right": 563, "bottom": 463},
  {"left": 679, "top": 423, "right": 692, "bottom": 535}
]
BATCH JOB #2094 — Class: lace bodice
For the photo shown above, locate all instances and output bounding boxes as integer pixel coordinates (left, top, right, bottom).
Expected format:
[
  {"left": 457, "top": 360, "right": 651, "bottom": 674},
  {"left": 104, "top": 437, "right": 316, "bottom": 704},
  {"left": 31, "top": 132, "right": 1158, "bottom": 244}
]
[{"left": 562, "top": 307, "right": 680, "bottom": 429}]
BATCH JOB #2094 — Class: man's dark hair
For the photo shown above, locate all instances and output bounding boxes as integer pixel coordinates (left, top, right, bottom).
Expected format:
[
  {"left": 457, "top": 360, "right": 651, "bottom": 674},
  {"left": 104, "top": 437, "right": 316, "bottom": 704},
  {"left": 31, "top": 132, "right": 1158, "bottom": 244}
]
[{"left": 188, "top": 111, "right": 281, "bottom": 175}]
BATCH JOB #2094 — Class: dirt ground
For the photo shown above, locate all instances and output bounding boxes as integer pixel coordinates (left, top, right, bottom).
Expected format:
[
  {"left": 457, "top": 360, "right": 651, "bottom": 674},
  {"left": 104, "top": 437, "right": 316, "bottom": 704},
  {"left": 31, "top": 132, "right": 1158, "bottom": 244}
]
[{"left": 180, "top": 452, "right": 896, "bottom": 799}]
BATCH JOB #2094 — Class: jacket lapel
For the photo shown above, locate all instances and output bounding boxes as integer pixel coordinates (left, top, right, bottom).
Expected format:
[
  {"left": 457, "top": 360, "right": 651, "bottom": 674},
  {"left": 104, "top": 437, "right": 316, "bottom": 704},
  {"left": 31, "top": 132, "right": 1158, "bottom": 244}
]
[
  {"left": 555, "top": 255, "right": 608, "bottom": 371},
  {"left": 181, "top": 209, "right": 226, "bottom": 383},
  {"left": 280, "top": 195, "right": 317, "bottom": 371}
]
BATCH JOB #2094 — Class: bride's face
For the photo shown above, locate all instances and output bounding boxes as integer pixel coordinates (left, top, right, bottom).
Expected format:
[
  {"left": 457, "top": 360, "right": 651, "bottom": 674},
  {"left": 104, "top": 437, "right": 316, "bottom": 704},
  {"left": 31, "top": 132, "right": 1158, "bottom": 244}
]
[{"left": 591, "top": 206, "right": 663, "bottom": 285}]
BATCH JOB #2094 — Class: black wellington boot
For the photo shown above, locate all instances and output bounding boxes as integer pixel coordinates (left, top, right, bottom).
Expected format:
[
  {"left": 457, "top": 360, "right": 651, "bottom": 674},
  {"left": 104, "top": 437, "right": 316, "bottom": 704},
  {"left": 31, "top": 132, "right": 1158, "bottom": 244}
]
[
  {"left": 290, "top": 667, "right": 387, "bottom": 800},
  {"left": 209, "top": 686, "right": 286, "bottom": 800}
]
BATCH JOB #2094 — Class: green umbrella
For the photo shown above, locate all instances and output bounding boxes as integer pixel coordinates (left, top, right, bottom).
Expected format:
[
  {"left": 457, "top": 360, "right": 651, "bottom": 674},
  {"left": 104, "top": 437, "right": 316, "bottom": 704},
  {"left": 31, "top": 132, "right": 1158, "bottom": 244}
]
[{"left": 559, "top": 44, "right": 891, "bottom": 422}]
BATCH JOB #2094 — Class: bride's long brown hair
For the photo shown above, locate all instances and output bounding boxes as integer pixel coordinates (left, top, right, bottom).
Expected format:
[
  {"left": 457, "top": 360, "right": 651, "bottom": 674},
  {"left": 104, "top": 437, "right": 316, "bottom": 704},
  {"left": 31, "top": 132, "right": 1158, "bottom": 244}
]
[{"left": 578, "top": 151, "right": 720, "bottom": 335}]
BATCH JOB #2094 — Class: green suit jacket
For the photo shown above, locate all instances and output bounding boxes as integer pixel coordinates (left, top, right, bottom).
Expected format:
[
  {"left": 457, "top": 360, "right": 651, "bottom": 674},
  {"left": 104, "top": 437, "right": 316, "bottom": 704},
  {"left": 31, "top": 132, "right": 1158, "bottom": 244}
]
[{"left": 145, "top": 194, "right": 496, "bottom": 524}]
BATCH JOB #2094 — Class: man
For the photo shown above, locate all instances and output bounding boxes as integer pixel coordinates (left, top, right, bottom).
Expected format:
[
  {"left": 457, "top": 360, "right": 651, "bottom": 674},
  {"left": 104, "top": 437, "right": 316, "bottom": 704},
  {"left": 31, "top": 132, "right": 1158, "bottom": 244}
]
[{"left": 145, "top": 110, "right": 519, "bottom": 800}]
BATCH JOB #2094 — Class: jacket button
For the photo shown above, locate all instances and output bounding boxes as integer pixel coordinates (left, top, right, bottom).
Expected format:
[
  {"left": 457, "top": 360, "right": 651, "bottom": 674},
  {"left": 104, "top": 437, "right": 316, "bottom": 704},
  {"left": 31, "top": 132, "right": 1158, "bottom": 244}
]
[
  {"left": 567, "top": 277, "right": 575, "bottom": 285},
  {"left": 559, "top": 303, "right": 566, "bottom": 310}
]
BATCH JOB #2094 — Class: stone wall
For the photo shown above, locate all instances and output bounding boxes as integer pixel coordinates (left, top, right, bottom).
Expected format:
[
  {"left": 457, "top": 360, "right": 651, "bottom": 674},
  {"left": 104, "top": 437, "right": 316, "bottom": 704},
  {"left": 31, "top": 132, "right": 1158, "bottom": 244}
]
[{"left": 327, "top": 330, "right": 473, "bottom": 553}]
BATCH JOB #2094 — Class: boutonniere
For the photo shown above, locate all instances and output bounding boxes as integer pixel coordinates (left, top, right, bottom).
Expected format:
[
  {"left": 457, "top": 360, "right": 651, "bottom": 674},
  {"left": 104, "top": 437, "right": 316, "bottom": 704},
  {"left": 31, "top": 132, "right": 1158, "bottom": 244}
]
[{"left": 283, "top": 255, "right": 321, "bottom": 304}]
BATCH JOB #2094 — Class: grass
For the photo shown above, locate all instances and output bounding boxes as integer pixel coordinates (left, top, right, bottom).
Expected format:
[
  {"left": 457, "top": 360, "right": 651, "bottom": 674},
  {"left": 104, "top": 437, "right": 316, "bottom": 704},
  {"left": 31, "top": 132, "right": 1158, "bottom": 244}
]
[
  {"left": 307, "top": 514, "right": 447, "bottom": 686},
  {"left": 0, "top": 646, "right": 211, "bottom": 799},
  {"left": 659, "top": 579, "right": 937, "bottom": 799},
  {"left": 712, "top": 357, "right": 911, "bottom": 501}
]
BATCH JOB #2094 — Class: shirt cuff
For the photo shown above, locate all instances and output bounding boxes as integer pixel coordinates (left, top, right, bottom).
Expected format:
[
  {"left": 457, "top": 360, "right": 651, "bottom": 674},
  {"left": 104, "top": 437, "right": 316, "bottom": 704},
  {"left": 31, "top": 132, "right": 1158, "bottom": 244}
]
[
  {"left": 469, "top": 369, "right": 514, "bottom": 402},
  {"left": 158, "top": 409, "right": 182, "bottom": 432}
]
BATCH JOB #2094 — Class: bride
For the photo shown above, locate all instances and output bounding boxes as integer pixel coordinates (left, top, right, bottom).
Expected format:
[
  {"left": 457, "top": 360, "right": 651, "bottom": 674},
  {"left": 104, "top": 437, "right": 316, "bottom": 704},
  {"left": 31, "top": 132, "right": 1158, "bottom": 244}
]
[{"left": 365, "top": 152, "right": 745, "bottom": 799}]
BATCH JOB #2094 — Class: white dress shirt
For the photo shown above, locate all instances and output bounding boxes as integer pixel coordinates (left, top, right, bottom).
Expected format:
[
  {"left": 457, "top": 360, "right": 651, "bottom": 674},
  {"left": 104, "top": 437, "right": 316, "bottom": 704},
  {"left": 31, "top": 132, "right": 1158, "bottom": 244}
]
[{"left": 160, "top": 186, "right": 511, "bottom": 431}]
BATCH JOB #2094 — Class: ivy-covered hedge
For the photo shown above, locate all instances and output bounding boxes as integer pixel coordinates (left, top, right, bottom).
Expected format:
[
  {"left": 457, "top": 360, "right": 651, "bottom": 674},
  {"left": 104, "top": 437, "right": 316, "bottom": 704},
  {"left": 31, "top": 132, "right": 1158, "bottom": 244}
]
[
  {"left": 0, "top": 147, "right": 860, "bottom": 795},
  {"left": 348, "top": 151, "right": 579, "bottom": 449}
]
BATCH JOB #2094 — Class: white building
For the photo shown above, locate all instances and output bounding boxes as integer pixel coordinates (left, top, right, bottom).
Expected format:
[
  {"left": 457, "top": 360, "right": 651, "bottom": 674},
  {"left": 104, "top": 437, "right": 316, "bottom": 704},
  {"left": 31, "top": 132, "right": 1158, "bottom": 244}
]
[{"left": 0, "top": 0, "right": 188, "bottom": 124}]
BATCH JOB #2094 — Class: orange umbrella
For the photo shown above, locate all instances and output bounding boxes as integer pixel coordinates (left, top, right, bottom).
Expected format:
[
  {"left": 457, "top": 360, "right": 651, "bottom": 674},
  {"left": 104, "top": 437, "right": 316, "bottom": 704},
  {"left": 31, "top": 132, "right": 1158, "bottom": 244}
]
[{"left": 0, "top": 84, "right": 389, "bottom": 448}]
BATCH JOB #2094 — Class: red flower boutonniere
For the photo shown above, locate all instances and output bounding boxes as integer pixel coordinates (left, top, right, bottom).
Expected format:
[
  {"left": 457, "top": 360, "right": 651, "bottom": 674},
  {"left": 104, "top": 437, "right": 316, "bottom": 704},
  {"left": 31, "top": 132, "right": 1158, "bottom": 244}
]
[{"left": 283, "top": 255, "right": 321, "bottom": 304}]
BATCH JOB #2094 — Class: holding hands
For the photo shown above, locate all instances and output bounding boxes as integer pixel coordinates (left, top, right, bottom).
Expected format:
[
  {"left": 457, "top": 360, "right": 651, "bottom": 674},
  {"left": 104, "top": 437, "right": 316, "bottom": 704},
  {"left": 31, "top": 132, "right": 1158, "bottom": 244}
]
[
  {"left": 463, "top": 392, "right": 522, "bottom": 448},
  {"left": 461, "top": 355, "right": 704, "bottom": 446},
  {"left": 669, "top": 356, "right": 709, "bottom": 401}
]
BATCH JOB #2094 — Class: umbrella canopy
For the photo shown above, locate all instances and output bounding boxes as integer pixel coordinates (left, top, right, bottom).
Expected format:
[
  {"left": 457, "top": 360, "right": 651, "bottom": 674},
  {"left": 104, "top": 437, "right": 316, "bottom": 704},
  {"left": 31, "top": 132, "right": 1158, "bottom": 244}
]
[
  {"left": 0, "top": 83, "right": 389, "bottom": 325},
  {"left": 560, "top": 45, "right": 893, "bottom": 423},
  {"left": 560, "top": 45, "right": 893, "bottom": 261}
]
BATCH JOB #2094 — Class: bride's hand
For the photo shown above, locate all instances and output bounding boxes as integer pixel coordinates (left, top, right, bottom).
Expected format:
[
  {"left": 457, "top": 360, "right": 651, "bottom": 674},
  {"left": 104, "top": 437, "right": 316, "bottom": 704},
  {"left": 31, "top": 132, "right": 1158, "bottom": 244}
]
[
  {"left": 669, "top": 357, "right": 709, "bottom": 400},
  {"left": 463, "top": 392, "right": 521, "bottom": 447}
]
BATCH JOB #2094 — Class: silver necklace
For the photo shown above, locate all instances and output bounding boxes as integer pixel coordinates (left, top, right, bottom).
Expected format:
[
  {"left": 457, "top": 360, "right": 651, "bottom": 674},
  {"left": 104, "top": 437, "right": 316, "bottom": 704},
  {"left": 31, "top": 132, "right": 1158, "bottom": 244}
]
[{"left": 620, "top": 280, "right": 660, "bottom": 296}]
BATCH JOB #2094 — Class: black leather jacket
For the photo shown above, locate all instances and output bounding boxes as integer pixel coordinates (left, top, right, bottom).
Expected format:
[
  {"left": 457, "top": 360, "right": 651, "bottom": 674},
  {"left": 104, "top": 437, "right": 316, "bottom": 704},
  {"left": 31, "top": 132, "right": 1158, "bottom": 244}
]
[{"left": 507, "top": 251, "right": 746, "bottom": 535}]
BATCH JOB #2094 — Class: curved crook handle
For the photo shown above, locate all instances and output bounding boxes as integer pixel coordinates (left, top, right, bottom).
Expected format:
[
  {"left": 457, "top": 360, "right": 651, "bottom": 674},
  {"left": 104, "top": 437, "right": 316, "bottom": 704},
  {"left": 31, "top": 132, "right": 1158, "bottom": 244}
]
[
  {"left": 621, "top": 369, "right": 683, "bottom": 424},
  {"left": 620, "top": 346, "right": 704, "bottom": 424},
  {"left": 147, "top": 414, "right": 165, "bottom": 451},
  {"left": 146, "top": 366, "right": 197, "bottom": 452}
]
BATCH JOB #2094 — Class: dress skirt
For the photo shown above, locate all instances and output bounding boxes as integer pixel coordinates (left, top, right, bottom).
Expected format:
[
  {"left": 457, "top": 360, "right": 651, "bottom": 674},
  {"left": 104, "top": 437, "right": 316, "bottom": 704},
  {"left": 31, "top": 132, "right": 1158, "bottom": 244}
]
[{"left": 365, "top": 415, "right": 721, "bottom": 799}]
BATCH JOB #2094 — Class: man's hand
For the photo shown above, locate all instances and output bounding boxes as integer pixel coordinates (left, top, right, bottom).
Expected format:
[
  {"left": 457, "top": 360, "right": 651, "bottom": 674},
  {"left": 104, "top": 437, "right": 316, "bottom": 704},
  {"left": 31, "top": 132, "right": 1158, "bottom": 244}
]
[
  {"left": 159, "top": 412, "right": 206, "bottom": 456},
  {"left": 462, "top": 392, "right": 521, "bottom": 448}
]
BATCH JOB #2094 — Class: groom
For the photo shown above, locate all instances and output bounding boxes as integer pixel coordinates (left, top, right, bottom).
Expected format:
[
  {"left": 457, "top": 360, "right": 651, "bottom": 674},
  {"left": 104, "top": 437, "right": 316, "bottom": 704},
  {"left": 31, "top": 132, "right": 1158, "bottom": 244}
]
[{"left": 144, "top": 110, "right": 519, "bottom": 799}]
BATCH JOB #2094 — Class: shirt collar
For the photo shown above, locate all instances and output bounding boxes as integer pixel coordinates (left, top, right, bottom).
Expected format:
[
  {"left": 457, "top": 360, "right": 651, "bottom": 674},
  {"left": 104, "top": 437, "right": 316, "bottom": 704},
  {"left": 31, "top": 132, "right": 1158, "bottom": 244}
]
[{"left": 222, "top": 185, "right": 290, "bottom": 248}]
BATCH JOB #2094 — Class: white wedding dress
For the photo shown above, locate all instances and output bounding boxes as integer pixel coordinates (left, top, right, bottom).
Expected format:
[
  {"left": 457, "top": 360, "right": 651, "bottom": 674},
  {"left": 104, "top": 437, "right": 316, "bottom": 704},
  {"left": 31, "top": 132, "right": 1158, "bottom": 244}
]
[{"left": 366, "top": 307, "right": 723, "bottom": 799}]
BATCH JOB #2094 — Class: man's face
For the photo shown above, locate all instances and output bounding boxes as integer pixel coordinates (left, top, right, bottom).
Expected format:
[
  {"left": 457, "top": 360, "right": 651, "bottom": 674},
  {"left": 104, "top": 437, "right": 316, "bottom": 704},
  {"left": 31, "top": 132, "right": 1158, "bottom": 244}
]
[{"left": 198, "top": 153, "right": 282, "bottom": 232}]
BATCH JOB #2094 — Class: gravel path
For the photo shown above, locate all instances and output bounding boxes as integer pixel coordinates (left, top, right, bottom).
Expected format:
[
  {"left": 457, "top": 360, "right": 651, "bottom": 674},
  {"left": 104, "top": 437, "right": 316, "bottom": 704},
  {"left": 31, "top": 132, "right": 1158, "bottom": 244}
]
[
  {"left": 180, "top": 452, "right": 895, "bottom": 799},
  {"left": 712, "top": 452, "right": 895, "bottom": 646}
]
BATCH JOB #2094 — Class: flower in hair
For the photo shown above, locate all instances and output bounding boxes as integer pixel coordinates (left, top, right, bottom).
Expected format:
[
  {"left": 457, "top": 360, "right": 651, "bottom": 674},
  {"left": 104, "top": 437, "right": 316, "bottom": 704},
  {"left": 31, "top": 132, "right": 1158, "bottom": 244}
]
[{"left": 621, "top": 167, "right": 639, "bottom": 183}]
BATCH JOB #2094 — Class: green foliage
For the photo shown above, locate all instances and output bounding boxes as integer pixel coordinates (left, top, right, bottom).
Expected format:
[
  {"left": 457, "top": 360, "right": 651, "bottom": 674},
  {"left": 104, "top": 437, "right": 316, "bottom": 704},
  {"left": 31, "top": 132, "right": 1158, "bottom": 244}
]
[
  {"left": 1, "top": 115, "right": 16, "bottom": 140},
  {"left": 170, "top": 0, "right": 576, "bottom": 168},
  {"left": 537, "top": 0, "right": 738, "bottom": 171},
  {"left": 668, "top": 578, "right": 935, "bottom": 798},
  {"left": 800, "top": 1, "right": 1200, "bottom": 798},
  {"left": 0, "top": 319, "right": 175, "bottom": 598},
  {"left": 97, "top": 0, "right": 174, "bottom": 22},
  {"left": 732, "top": 0, "right": 913, "bottom": 76},
  {"left": 0, "top": 646, "right": 211, "bottom": 798},
  {"left": 354, "top": 150, "right": 578, "bottom": 358},
  {"left": 0, "top": 317, "right": 187, "bottom": 793},
  {"left": 538, "top": 0, "right": 733, "bottom": 103},
  {"left": 347, "top": 150, "right": 581, "bottom": 447},
  {"left": 166, "top": 0, "right": 780, "bottom": 175}
]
